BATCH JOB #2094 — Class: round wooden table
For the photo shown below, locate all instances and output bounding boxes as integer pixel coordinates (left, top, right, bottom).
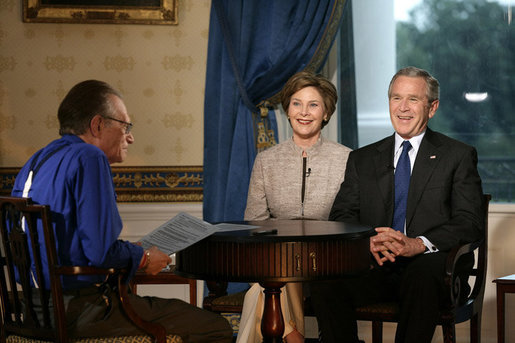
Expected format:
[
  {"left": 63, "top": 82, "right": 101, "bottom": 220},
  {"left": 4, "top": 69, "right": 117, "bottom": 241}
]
[{"left": 175, "top": 219, "right": 374, "bottom": 343}]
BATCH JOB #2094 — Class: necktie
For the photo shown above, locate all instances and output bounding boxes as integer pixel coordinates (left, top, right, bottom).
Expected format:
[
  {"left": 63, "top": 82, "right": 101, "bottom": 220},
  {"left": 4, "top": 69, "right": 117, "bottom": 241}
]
[{"left": 393, "top": 140, "right": 412, "bottom": 232}]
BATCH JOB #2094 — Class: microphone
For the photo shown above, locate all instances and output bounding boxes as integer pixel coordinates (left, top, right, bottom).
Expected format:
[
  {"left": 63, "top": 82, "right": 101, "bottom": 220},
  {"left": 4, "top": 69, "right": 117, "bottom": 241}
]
[{"left": 306, "top": 168, "right": 311, "bottom": 177}]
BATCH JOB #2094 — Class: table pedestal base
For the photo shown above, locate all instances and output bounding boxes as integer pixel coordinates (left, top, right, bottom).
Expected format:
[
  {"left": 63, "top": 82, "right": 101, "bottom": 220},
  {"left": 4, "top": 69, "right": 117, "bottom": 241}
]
[{"left": 260, "top": 282, "right": 286, "bottom": 343}]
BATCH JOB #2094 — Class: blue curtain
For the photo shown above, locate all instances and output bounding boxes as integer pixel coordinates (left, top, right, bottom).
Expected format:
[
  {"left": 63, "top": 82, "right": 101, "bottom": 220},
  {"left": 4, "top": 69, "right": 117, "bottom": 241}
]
[{"left": 203, "top": 0, "right": 348, "bottom": 223}]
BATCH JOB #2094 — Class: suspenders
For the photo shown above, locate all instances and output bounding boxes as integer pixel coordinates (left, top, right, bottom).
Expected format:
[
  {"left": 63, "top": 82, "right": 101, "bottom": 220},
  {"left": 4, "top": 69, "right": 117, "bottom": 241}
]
[
  {"left": 20, "top": 144, "right": 67, "bottom": 288},
  {"left": 22, "top": 144, "right": 67, "bottom": 198}
]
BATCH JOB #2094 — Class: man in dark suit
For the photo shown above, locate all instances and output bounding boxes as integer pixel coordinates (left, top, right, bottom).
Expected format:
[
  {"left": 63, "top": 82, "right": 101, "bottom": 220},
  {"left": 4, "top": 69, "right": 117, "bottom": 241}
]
[{"left": 310, "top": 66, "right": 484, "bottom": 343}]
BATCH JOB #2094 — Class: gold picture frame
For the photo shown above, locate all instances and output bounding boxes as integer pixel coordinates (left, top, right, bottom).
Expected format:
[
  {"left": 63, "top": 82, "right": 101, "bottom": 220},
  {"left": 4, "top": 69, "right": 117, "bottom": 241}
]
[{"left": 23, "top": 0, "right": 178, "bottom": 25}]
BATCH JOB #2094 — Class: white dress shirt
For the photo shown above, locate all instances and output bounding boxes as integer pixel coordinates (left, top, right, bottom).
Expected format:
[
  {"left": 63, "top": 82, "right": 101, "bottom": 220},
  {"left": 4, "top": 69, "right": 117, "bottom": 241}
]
[{"left": 393, "top": 131, "right": 438, "bottom": 253}]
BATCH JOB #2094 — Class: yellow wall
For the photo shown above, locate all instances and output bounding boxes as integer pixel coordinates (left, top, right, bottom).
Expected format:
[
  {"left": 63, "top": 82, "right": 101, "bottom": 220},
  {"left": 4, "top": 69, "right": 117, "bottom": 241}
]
[
  {"left": 2, "top": 1, "right": 515, "bottom": 341},
  {"left": 0, "top": 0, "right": 210, "bottom": 167}
]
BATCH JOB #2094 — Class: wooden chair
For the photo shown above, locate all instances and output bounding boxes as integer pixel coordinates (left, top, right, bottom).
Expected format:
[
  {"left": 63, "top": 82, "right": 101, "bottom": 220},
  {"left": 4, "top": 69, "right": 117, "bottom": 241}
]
[
  {"left": 203, "top": 281, "right": 246, "bottom": 313},
  {"left": 354, "top": 194, "right": 491, "bottom": 343},
  {"left": 202, "top": 281, "right": 246, "bottom": 340},
  {"left": 0, "top": 196, "right": 182, "bottom": 343},
  {"left": 131, "top": 268, "right": 198, "bottom": 306}
]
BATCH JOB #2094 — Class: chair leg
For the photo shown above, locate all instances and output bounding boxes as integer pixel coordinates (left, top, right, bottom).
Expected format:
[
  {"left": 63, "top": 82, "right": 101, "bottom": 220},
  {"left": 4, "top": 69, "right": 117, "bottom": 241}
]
[
  {"left": 442, "top": 323, "right": 456, "bottom": 343},
  {"left": 372, "top": 321, "right": 383, "bottom": 343},
  {"left": 470, "top": 313, "right": 481, "bottom": 343}
]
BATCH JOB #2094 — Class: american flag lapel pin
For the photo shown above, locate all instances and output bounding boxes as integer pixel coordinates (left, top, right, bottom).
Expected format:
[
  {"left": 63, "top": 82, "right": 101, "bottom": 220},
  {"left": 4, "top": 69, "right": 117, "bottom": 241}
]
[{"left": 430, "top": 155, "right": 437, "bottom": 159}]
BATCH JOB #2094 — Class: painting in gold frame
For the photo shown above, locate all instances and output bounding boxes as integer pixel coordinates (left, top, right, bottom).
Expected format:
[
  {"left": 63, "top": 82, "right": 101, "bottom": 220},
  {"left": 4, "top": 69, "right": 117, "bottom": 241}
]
[{"left": 23, "top": 0, "right": 178, "bottom": 25}]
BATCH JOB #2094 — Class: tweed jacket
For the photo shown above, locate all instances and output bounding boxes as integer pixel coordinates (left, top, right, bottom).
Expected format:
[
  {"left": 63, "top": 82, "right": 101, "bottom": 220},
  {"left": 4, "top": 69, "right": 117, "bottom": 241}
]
[{"left": 244, "top": 136, "right": 351, "bottom": 221}]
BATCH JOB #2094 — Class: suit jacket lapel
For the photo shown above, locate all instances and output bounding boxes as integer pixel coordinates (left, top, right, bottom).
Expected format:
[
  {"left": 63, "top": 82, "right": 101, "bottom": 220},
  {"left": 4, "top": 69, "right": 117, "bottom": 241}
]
[
  {"left": 406, "top": 128, "right": 445, "bottom": 228},
  {"left": 374, "top": 135, "right": 395, "bottom": 221}
]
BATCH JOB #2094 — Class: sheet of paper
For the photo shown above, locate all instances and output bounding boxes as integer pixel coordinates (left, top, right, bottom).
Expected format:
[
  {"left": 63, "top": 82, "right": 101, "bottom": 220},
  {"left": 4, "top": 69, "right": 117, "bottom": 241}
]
[
  {"left": 138, "top": 212, "right": 218, "bottom": 255},
  {"left": 214, "top": 222, "right": 260, "bottom": 232}
]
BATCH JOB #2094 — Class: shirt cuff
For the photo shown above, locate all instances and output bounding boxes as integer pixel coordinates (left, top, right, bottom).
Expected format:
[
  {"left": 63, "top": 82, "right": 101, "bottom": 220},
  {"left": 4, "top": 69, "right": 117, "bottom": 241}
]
[{"left": 417, "top": 236, "right": 438, "bottom": 253}]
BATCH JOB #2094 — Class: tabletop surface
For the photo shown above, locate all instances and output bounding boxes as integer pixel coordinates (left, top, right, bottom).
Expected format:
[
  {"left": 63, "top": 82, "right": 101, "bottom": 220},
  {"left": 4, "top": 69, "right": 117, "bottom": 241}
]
[
  {"left": 211, "top": 219, "right": 375, "bottom": 242},
  {"left": 493, "top": 274, "right": 515, "bottom": 283}
]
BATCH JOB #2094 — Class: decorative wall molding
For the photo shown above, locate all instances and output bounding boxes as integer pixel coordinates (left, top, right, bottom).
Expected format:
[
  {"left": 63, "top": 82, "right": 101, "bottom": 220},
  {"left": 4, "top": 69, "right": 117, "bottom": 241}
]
[
  {"left": 0, "top": 168, "right": 18, "bottom": 197},
  {"left": 0, "top": 166, "right": 203, "bottom": 203}
]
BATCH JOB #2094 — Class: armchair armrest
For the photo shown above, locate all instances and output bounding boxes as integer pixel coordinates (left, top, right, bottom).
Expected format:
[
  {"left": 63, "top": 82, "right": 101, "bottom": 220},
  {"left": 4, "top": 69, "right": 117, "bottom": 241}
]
[
  {"left": 118, "top": 272, "right": 167, "bottom": 343},
  {"left": 54, "top": 266, "right": 168, "bottom": 343},
  {"left": 444, "top": 240, "right": 483, "bottom": 307}
]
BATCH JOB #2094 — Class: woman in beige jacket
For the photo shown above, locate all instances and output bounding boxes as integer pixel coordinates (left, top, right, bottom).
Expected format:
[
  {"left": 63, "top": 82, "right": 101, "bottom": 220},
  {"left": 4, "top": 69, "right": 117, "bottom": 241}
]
[{"left": 238, "top": 71, "right": 352, "bottom": 343}]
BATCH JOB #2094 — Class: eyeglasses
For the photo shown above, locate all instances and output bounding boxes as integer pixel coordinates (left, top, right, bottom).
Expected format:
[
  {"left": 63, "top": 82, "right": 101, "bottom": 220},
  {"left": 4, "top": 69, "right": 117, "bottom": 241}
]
[{"left": 103, "top": 115, "right": 133, "bottom": 134}]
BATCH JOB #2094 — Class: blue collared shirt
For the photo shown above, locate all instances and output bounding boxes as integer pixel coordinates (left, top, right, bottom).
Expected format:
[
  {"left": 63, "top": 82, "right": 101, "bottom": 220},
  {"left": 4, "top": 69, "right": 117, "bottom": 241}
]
[{"left": 12, "top": 135, "right": 143, "bottom": 290}]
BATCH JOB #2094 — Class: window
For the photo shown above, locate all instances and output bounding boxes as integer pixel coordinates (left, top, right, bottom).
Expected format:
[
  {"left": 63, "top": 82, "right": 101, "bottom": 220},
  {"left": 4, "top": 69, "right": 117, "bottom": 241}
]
[{"left": 341, "top": 0, "right": 515, "bottom": 202}]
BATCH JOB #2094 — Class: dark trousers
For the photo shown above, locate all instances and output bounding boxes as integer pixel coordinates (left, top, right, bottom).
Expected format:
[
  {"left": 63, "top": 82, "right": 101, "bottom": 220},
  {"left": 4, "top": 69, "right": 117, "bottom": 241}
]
[
  {"left": 35, "top": 284, "right": 233, "bottom": 343},
  {"left": 309, "top": 252, "right": 473, "bottom": 343}
]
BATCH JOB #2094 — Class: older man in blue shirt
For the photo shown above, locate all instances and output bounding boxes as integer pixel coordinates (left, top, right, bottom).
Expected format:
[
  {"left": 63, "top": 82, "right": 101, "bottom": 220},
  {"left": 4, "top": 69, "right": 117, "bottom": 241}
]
[{"left": 12, "top": 80, "right": 232, "bottom": 342}]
